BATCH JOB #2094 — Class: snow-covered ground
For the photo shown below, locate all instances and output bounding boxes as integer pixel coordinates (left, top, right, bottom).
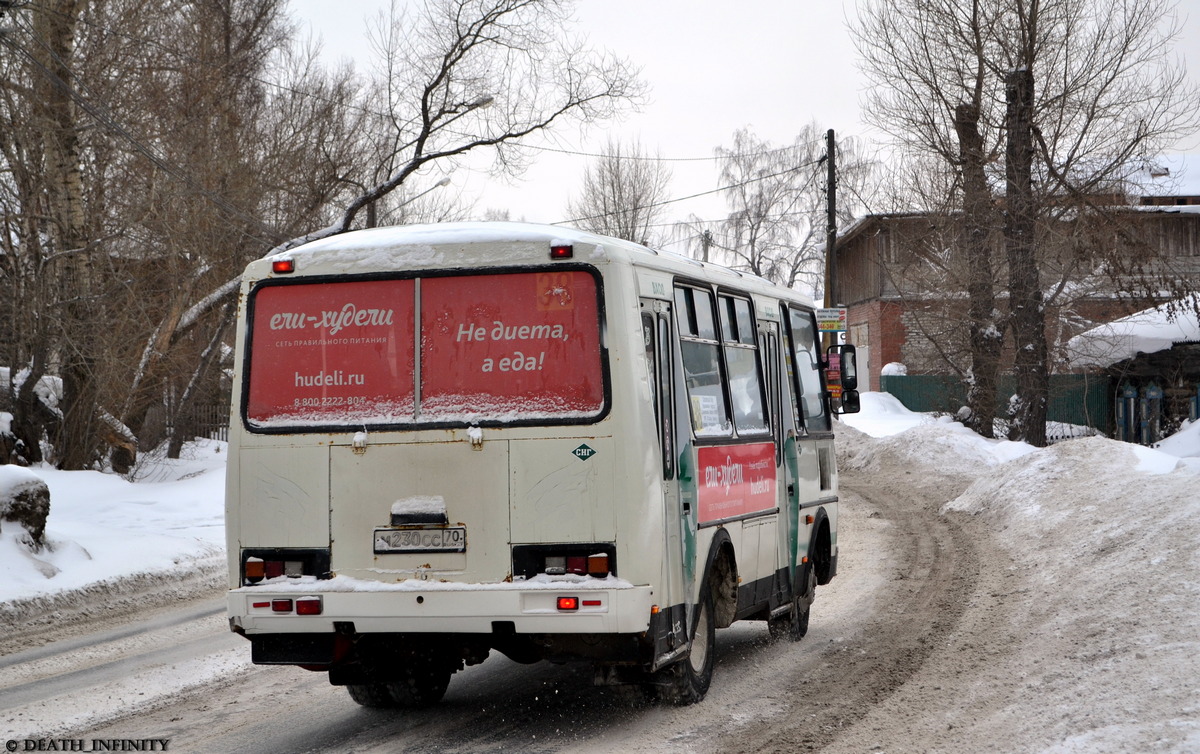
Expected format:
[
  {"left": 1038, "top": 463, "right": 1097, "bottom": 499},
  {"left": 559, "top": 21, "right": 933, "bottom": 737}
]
[
  {"left": 837, "top": 393, "right": 1200, "bottom": 753},
  {"left": 0, "top": 440, "right": 227, "bottom": 608}
]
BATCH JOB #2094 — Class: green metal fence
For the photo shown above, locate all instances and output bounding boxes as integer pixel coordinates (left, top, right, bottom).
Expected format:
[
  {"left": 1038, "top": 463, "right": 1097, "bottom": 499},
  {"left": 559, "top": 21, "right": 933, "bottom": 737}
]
[{"left": 879, "top": 373, "right": 1113, "bottom": 438}]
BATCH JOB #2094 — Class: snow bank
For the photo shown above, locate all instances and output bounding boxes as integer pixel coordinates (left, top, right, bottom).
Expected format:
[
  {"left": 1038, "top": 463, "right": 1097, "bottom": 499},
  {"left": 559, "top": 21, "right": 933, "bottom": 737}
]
[
  {"left": 1154, "top": 418, "right": 1200, "bottom": 460},
  {"left": 839, "top": 394, "right": 1200, "bottom": 752},
  {"left": 837, "top": 392, "right": 1037, "bottom": 472},
  {"left": 939, "top": 435, "right": 1200, "bottom": 751},
  {"left": 0, "top": 440, "right": 228, "bottom": 606}
]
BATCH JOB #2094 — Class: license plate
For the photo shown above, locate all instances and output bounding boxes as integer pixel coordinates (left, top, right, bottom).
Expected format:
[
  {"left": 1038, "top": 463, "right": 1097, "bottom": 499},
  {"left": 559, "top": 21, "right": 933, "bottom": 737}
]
[{"left": 374, "top": 526, "right": 466, "bottom": 554}]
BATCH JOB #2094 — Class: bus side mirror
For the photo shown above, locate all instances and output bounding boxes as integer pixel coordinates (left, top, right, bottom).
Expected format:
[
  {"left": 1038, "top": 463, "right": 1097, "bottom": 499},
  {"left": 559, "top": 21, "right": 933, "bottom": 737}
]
[
  {"left": 826, "top": 343, "right": 858, "bottom": 391},
  {"left": 839, "top": 389, "right": 861, "bottom": 414}
]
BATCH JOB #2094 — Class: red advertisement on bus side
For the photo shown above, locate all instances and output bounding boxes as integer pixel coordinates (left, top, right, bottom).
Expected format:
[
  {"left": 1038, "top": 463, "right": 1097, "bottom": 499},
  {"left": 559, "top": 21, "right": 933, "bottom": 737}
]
[{"left": 696, "top": 442, "right": 777, "bottom": 523}]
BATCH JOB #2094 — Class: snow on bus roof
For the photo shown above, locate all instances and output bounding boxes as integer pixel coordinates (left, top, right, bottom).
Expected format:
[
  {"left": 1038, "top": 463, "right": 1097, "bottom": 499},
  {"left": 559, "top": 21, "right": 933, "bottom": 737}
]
[
  {"left": 271, "top": 221, "right": 793, "bottom": 299},
  {"left": 282, "top": 222, "right": 627, "bottom": 257}
]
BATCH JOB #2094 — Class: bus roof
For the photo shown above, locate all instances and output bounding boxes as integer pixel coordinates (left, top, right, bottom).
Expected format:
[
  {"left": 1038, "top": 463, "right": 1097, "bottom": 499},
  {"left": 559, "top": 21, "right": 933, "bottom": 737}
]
[{"left": 261, "top": 222, "right": 816, "bottom": 308}]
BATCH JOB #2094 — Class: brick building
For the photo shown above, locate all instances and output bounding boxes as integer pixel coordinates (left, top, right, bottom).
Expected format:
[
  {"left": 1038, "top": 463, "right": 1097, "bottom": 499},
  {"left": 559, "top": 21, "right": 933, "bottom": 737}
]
[{"left": 833, "top": 202, "right": 1200, "bottom": 393}]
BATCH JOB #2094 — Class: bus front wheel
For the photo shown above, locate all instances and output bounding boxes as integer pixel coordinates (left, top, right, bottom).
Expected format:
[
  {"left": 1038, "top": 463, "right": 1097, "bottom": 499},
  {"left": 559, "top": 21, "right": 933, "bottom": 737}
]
[{"left": 653, "top": 586, "right": 715, "bottom": 705}]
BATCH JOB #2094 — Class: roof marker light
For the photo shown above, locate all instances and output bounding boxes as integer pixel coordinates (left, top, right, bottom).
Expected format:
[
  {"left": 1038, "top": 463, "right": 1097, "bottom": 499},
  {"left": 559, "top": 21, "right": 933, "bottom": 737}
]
[
  {"left": 272, "top": 258, "right": 295, "bottom": 274},
  {"left": 550, "top": 244, "right": 573, "bottom": 260}
]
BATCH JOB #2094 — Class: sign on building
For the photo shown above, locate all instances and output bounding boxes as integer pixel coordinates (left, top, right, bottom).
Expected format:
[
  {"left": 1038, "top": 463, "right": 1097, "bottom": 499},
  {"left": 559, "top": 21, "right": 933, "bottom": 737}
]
[{"left": 816, "top": 308, "right": 847, "bottom": 333}]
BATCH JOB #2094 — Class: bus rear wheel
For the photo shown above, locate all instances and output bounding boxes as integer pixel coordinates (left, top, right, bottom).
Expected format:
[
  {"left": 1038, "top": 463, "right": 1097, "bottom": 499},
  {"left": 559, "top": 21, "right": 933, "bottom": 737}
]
[
  {"left": 346, "top": 682, "right": 395, "bottom": 708},
  {"left": 653, "top": 586, "right": 715, "bottom": 705},
  {"left": 386, "top": 658, "right": 452, "bottom": 707},
  {"left": 345, "top": 658, "right": 453, "bottom": 708},
  {"left": 769, "top": 563, "right": 816, "bottom": 642}
]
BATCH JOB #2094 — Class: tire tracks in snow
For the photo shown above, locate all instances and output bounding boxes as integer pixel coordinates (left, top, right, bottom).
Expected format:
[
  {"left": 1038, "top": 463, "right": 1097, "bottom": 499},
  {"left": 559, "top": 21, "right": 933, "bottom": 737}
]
[{"left": 717, "top": 469, "right": 981, "bottom": 753}]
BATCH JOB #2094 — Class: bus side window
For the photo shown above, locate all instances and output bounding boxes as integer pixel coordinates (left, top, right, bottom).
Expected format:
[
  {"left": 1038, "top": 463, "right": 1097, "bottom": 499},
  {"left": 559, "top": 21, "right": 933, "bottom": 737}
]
[
  {"left": 718, "top": 294, "right": 769, "bottom": 436},
  {"left": 674, "top": 286, "right": 731, "bottom": 437},
  {"left": 786, "top": 307, "right": 831, "bottom": 433}
]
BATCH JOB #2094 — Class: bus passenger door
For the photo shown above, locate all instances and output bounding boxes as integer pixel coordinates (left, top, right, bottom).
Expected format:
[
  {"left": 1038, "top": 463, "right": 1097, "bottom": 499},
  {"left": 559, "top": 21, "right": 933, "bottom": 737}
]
[
  {"left": 759, "top": 321, "right": 791, "bottom": 590},
  {"left": 642, "top": 301, "right": 691, "bottom": 645},
  {"left": 780, "top": 309, "right": 821, "bottom": 587}
]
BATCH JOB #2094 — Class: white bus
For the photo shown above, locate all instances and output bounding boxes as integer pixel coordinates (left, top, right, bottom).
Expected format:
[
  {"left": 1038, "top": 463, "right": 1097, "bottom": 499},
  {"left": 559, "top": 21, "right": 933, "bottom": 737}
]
[{"left": 225, "top": 222, "right": 858, "bottom": 707}]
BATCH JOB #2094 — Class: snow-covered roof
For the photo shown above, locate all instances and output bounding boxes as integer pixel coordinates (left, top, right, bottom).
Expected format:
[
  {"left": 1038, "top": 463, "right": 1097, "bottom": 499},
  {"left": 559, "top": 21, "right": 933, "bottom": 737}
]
[{"left": 1066, "top": 297, "right": 1200, "bottom": 369}]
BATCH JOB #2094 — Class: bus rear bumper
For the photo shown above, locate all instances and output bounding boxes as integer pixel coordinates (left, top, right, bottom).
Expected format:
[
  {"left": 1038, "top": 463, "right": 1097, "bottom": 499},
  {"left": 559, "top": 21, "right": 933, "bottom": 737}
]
[{"left": 228, "top": 583, "right": 656, "bottom": 636}]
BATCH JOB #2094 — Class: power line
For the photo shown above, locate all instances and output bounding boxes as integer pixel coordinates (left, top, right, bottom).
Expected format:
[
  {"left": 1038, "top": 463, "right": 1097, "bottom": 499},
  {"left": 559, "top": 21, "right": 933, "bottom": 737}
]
[
  {"left": 555, "top": 159, "right": 826, "bottom": 226},
  {"left": 519, "top": 141, "right": 815, "bottom": 163}
]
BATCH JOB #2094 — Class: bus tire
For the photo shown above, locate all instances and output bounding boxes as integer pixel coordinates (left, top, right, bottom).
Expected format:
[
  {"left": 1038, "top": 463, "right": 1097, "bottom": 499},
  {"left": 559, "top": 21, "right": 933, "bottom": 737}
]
[
  {"left": 386, "top": 659, "right": 452, "bottom": 707},
  {"left": 655, "top": 585, "right": 715, "bottom": 705},
  {"left": 769, "top": 563, "right": 816, "bottom": 642},
  {"left": 346, "top": 682, "right": 398, "bottom": 708}
]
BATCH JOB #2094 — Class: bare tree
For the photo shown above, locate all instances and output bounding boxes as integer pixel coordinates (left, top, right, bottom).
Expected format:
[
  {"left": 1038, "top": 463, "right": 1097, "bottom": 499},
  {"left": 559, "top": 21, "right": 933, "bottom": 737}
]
[
  {"left": 120, "top": 0, "right": 643, "bottom": 449},
  {"left": 0, "top": 0, "right": 362, "bottom": 467},
  {"left": 566, "top": 138, "right": 671, "bottom": 244},
  {"left": 692, "top": 125, "right": 870, "bottom": 297},
  {"left": 0, "top": 0, "right": 639, "bottom": 469},
  {"left": 852, "top": 0, "right": 1200, "bottom": 446}
]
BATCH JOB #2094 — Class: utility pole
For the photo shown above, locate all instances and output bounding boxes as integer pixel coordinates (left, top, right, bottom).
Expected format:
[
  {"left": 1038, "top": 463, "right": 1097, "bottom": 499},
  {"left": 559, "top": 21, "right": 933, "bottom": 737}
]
[
  {"left": 822, "top": 129, "right": 838, "bottom": 352},
  {"left": 824, "top": 128, "right": 837, "bottom": 310}
]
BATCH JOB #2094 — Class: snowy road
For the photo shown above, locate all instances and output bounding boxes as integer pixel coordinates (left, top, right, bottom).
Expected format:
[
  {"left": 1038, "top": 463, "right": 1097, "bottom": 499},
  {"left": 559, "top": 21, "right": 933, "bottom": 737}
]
[{"left": 0, "top": 462, "right": 981, "bottom": 753}]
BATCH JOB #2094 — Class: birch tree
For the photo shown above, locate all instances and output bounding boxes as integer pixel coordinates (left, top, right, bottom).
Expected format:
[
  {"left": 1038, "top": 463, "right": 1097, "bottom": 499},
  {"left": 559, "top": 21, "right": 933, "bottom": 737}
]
[{"left": 695, "top": 125, "right": 870, "bottom": 297}]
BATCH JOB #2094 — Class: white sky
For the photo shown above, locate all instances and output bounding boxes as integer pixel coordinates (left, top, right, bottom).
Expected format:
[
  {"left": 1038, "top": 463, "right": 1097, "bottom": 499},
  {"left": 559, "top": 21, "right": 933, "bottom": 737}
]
[{"left": 288, "top": 0, "right": 1200, "bottom": 242}]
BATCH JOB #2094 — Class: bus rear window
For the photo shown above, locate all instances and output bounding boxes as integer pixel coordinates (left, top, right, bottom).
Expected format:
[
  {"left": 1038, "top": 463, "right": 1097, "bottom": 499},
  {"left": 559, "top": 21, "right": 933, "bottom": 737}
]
[{"left": 245, "top": 270, "right": 605, "bottom": 429}]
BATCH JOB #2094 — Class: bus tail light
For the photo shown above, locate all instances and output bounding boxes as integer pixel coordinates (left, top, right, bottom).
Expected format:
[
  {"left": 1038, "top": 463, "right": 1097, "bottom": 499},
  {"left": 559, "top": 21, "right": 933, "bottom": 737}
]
[
  {"left": 557, "top": 596, "right": 579, "bottom": 611},
  {"left": 241, "top": 548, "right": 332, "bottom": 586},
  {"left": 542, "top": 553, "right": 609, "bottom": 577},
  {"left": 512, "top": 544, "right": 616, "bottom": 580},
  {"left": 587, "top": 554, "right": 609, "bottom": 576},
  {"left": 271, "top": 599, "right": 293, "bottom": 613},
  {"left": 244, "top": 557, "right": 266, "bottom": 583},
  {"left": 296, "top": 596, "right": 323, "bottom": 615}
]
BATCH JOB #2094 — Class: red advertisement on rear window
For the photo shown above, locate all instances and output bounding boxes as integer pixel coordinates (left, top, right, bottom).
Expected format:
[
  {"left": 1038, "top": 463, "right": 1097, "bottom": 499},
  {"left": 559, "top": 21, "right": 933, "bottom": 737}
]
[
  {"left": 697, "top": 442, "right": 777, "bottom": 524},
  {"left": 419, "top": 271, "right": 604, "bottom": 420},
  {"left": 244, "top": 270, "right": 605, "bottom": 428},
  {"left": 246, "top": 279, "right": 415, "bottom": 426}
]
